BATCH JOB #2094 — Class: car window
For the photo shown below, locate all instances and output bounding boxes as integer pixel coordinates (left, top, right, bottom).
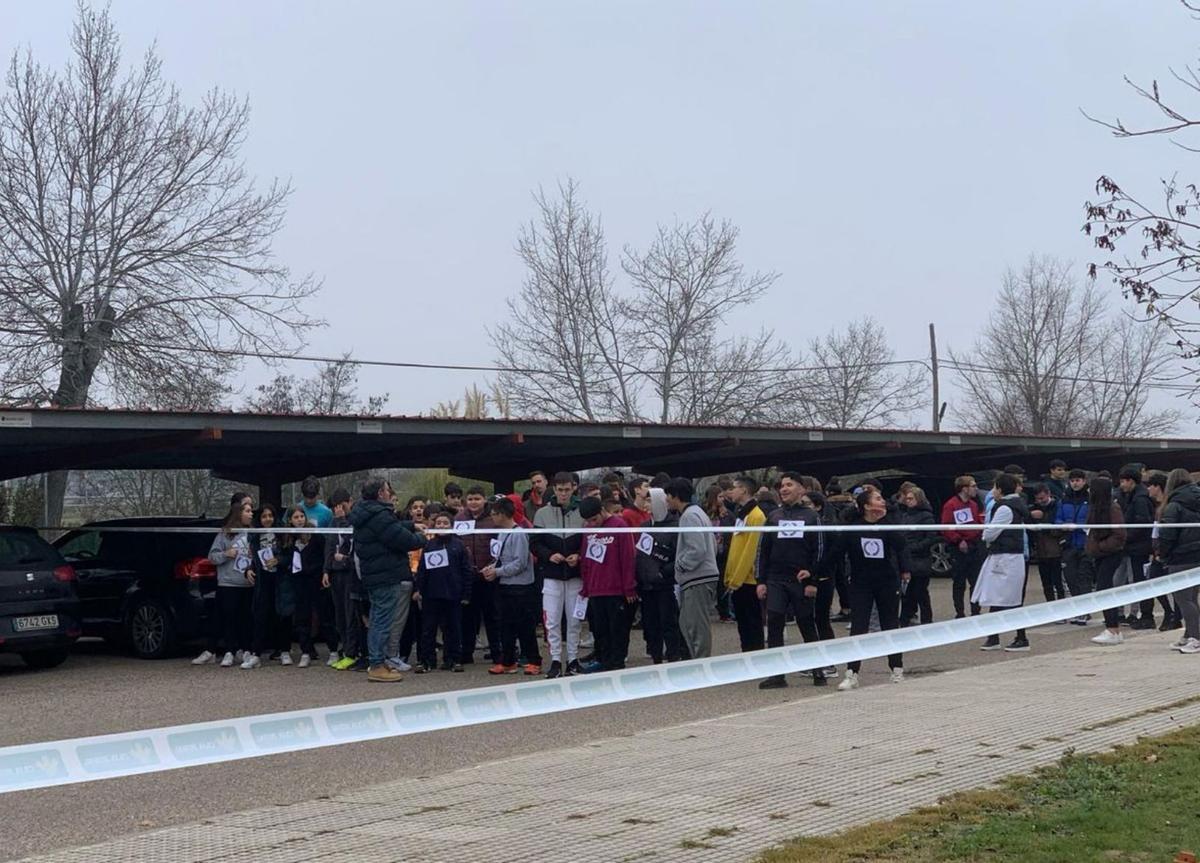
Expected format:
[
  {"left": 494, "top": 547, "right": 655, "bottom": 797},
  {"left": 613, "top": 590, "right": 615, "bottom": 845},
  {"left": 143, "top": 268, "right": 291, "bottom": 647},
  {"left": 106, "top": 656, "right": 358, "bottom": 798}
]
[
  {"left": 58, "top": 530, "right": 102, "bottom": 560},
  {"left": 0, "top": 532, "right": 59, "bottom": 568}
]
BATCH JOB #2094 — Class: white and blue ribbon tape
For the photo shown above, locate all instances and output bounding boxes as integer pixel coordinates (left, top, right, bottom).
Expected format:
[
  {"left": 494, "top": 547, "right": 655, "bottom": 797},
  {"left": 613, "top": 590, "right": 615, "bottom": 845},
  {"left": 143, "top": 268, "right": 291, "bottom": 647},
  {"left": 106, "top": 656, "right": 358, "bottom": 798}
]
[{"left": 2, "top": 566, "right": 1197, "bottom": 794}]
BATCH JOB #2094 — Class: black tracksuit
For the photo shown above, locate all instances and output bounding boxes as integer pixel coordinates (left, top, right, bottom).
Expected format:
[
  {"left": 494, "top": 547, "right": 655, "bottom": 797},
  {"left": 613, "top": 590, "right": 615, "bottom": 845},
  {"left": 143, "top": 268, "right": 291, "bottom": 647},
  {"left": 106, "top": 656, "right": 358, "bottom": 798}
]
[
  {"left": 634, "top": 514, "right": 685, "bottom": 663},
  {"left": 819, "top": 514, "right": 911, "bottom": 672},
  {"left": 755, "top": 503, "right": 825, "bottom": 664},
  {"left": 415, "top": 535, "right": 473, "bottom": 666}
]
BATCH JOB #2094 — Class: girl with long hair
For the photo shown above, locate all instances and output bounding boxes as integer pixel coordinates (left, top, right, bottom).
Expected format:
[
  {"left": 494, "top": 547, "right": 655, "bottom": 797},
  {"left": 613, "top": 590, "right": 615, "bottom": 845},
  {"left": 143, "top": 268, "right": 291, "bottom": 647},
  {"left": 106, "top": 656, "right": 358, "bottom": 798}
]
[
  {"left": 1158, "top": 468, "right": 1200, "bottom": 652},
  {"left": 192, "top": 495, "right": 255, "bottom": 667},
  {"left": 1085, "top": 476, "right": 1127, "bottom": 646}
]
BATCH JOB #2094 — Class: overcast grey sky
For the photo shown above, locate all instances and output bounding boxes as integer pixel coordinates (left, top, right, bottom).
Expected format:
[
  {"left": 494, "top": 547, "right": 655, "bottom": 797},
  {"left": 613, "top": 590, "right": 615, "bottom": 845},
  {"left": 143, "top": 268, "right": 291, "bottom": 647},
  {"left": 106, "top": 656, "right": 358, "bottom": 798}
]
[{"left": 4, "top": 1, "right": 1199, "bottom": 426}]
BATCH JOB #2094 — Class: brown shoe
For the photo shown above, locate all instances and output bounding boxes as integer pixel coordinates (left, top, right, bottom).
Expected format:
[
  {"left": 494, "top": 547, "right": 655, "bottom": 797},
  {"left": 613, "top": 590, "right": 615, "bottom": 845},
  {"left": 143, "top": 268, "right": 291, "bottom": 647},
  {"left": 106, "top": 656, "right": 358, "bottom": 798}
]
[{"left": 367, "top": 664, "right": 403, "bottom": 683}]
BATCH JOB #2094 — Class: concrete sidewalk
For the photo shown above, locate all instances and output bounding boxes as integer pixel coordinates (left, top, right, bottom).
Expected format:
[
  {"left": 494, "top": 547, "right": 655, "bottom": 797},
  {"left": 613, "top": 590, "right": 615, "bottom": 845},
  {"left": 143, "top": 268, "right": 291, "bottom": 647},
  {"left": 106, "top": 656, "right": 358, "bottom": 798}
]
[{"left": 17, "top": 632, "right": 1200, "bottom": 863}]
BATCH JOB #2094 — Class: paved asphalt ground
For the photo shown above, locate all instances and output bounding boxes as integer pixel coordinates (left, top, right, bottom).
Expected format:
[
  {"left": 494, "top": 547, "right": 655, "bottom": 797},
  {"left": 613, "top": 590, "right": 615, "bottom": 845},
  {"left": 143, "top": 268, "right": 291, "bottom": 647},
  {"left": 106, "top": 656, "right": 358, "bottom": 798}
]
[{"left": 0, "top": 580, "right": 1148, "bottom": 861}]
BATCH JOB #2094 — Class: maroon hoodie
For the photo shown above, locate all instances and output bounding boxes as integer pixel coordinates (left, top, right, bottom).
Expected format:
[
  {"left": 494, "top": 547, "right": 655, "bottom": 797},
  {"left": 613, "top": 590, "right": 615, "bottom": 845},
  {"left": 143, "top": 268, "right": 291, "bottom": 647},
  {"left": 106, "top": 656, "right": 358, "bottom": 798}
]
[{"left": 580, "top": 515, "right": 636, "bottom": 599}]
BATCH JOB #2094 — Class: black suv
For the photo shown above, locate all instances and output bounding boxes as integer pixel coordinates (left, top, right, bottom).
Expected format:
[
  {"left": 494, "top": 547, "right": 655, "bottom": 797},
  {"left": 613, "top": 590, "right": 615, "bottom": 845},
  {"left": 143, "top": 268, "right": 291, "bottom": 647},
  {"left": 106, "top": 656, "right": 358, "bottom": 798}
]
[
  {"left": 54, "top": 517, "right": 220, "bottom": 659},
  {"left": 0, "top": 526, "right": 81, "bottom": 669}
]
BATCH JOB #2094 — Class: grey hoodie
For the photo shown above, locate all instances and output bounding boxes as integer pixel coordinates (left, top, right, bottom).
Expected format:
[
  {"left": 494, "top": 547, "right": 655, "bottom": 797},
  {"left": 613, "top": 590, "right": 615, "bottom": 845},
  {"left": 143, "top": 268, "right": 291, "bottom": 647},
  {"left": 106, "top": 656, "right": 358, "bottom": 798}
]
[
  {"left": 208, "top": 531, "right": 253, "bottom": 589},
  {"left": 491, "top": 528, "right": 534, "bottom": 587},
  {"left": 674, "top": 503, "right": 720, "bottom": 589}
]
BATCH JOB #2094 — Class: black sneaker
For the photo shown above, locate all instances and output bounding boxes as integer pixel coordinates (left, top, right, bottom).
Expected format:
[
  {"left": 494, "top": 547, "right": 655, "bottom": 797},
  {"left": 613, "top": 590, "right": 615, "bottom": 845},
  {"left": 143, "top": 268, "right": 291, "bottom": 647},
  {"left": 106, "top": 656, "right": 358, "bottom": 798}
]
[
  {"left": 1159, "top": 615, "right": 1176, "bottom": 632},
  {"left": 440, "top": 660, "right": 455, "bottom": 671},
  {"left": 565, "top": 659, "right": 583, "bottom": 677},
  {"left": 350, "top": 657, "right": 369, "bottom": 672},
  {"left": 451, "top": 663, "right": 464, "bottom": 672},
  {"left": 812, "top": 671, "right": 827, "bottom": 687},
  {"left": 758, "top": 675, "right": 788, "bottom": 689},
  {"left": 1170, "top": 615, "right": 1184, "bottom": 630},
  {"left": 414, "top": 663, "right": 431, "bottom": 674},
  {"left": 1130, "top": 617, "right": 1156, "bottom": 630},
  {"left": 1003, "top": 637, "right": 1030, "bottom": 652},
  {"left": 546, "top": 660, "right": 563, "bottom": 679},
  {"left": 980, "top": 636, "right": 1002, "bottom": 651},
  {"left": 830, "top": 611, "right": 852, "bottom": 623}
]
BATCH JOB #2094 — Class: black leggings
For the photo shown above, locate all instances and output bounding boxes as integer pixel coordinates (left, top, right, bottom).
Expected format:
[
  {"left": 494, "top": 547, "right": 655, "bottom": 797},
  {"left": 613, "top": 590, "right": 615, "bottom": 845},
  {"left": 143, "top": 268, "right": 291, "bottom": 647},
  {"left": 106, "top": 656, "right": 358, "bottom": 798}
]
[
  {"left": 900, "top": 575, "right": 933, "bottom": 626},
  {"left": 848, "top": 576, "right": 902, "bottom": 672},
  {"left": 765, "top": 581, "right": 821, "bottom": 671},
  {"left": 216, "top": 586, "right": 253, "bottom": 653},
  {"left": 251, "top": 570, "right": 291, "bottom": 655},
  {"left": 1092, "top": 554, "right": 1123, "bottom": 629},
  {"left": 814, "top": 577, "right": 836, "bottom": 641}
]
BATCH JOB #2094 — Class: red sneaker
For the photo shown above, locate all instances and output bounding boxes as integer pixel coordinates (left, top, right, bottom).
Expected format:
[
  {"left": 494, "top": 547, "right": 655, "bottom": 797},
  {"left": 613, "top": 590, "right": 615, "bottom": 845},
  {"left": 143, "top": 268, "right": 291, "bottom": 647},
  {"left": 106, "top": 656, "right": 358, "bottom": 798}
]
[
  {"left": 488, "top": 663, "right": 518, "bottom": 675},
  {"left": 523, "top": 663, "right": 542, "bottom": 676}
]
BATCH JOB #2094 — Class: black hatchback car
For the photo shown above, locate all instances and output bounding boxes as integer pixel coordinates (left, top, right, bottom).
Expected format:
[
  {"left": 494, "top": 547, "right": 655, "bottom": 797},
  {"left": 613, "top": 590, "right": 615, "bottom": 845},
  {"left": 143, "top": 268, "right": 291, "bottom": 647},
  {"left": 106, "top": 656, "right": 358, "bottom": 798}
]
[
  {"left": 0, "top": 526, "right": 80, "bottom": 669},
  {"left": 54, "top": 517, "right": 220, "bottom": 659}
]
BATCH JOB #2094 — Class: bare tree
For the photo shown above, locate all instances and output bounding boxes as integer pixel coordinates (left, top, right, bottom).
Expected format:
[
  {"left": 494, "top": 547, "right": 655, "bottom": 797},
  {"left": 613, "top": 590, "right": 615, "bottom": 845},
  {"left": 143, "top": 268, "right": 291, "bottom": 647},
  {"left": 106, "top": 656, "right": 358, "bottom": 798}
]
[
  {"left": 491, "top": 180, "right": 637, "bottom": 421},
  {"left": 0, "top": 6, "right": 319, "bottom": 524},
  {"left": 951, "top": 256, "right": 1181, "bottom": 436},
  {"left": 787, "top": 318, "right": 926, "bottom": 429},
  {"left": 1082, "top": 1, "right": 1200, "bottom": 393},
  {"left": 245, "top": 355, "right": 386, "bottom": 416},
  {"left": 622, "top": 216, "right": 778, "bottom": 423}
]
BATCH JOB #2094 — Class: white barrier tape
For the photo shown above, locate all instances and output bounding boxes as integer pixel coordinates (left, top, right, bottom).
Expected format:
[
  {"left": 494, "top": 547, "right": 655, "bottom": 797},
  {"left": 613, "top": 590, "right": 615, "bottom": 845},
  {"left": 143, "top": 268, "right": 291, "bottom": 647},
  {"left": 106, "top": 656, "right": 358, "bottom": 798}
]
[
  {"left": 31, "top": 522, "right": 1180, "bottom": 535},
  {"left": 2, "top": 566, "right": 1197, "bottom": 795}
]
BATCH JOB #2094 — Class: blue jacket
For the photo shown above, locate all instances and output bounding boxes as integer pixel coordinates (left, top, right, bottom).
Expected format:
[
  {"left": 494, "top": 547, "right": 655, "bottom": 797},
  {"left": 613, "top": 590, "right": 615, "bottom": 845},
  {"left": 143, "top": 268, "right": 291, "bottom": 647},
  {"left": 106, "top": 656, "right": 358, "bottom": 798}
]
[
  {"left": 415, "top": 535, "right": 473, "bottom": 602},
  {"left": 1054, "top": 491, "right": 1090, "bottom": 550}
]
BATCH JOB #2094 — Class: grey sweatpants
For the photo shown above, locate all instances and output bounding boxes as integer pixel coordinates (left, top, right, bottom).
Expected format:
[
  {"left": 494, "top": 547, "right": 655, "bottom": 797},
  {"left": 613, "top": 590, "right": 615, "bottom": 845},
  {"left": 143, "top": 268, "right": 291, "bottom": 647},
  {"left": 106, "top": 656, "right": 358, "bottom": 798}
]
[
  {"left": 678, "top": 581, "right": 717, "bottom": 660},
  {"left": 386, "top": 581, "right": 413, "bottom": 659}
]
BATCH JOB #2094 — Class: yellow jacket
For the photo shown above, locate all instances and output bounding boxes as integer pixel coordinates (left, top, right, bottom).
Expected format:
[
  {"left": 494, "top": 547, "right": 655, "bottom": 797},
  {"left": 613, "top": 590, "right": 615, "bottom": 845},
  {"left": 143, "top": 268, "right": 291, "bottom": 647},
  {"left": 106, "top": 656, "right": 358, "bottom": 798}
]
[{"left": 724, "top": 504, "right": 765, "bottom": 588}]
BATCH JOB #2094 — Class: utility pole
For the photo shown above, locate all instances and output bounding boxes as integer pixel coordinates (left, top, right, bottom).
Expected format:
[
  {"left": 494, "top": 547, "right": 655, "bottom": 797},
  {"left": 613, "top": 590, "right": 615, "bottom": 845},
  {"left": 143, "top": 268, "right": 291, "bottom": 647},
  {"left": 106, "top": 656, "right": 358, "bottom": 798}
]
[{"left": 929, "top": 323, "right": 941, "bottom": 432}]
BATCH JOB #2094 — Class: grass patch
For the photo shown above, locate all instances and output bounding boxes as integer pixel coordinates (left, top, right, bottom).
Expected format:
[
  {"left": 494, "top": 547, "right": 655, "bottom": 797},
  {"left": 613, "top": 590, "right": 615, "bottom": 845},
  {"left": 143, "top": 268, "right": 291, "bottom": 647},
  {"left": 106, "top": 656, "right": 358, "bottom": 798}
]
[
  {"left": 679, "top": 838, "right": 714, "bottom": 850},
  {"left": 758, "top": 723, "right": 1200, "bottom": 863},
  {"left": 890, "top": 771, "right": 943, "bottom": 786},
  {"left": 706, "top": 826, "right": 739, "bottom": 838},
  {"left": 1078, "top": 694, "right": 1200, "bottom": 732}
]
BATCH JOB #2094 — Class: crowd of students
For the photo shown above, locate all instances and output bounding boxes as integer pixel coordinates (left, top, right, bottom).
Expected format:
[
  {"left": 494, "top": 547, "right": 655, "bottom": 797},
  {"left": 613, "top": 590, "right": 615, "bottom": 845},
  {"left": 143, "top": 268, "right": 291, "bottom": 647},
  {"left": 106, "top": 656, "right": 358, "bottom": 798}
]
[{"left": 190, "top": 460, "right": 1200, "bottom": 688}]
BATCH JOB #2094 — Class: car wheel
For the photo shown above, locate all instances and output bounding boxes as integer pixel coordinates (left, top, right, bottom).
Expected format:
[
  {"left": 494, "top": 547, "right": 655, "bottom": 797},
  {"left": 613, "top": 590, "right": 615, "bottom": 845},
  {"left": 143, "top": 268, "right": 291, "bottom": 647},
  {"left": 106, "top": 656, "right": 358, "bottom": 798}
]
[
  {"left": 930, "top": 541, "right": 953, "bottom": 576},
  {"left": 20, "top": 648, "right": 69, "bottom": 670},
  {"left": 127, "top": 599, "right": 176, "bottom": 659}
]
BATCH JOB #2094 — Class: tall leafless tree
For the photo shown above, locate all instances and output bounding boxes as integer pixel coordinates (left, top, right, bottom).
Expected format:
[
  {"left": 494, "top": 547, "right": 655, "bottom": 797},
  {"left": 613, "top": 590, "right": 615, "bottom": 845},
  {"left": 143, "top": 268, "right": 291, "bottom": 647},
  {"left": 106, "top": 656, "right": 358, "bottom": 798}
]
[
  {"left": 786, "top": 318, "right": 926, "bottom": 429},
  {"left": 1083, "top": 0, "right": 1200, "bottom": 396},
  {"left": 0, "top": 5, "right": 319, "bottom": 525},
  {"left": 622, "top": 215, "right": 779, "bottom": 423},
  {"left": 491, "top": 180, "right": 637, "bottom": 421},
  {"left": 951, "top": 256, "right": 1181, "bottom": 436}
]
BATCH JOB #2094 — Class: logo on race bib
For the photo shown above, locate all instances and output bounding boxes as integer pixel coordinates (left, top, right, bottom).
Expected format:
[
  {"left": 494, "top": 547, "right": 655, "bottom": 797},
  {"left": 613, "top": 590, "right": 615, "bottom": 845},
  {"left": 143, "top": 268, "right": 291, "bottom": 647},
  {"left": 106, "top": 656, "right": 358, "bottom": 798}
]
[
  {"left": 861, "top": 538, "right": 885, "bottom": 559},
  {"left": 636, "top": 533, "right": 654, "bottom": 555},
  {"left": 235, "top": 556, "right": 251, "bottom": 573},
  {"left": 779, "top": 520, "right": 804, "bottom": 539},
  {"left": 586, "top": 541, "right": 607, "bottom": 564},
  {"left": 489, "top": 538, "right": 501, "bottom": 559},
  {"left": 953, "top": 508, "right": 973, "bottom": 525},
  {"left": 424, "top": 549, "right": 449, "bottom": 569},
  {"left": 454, "top": 520, "right": 476, "bottom": 534}
]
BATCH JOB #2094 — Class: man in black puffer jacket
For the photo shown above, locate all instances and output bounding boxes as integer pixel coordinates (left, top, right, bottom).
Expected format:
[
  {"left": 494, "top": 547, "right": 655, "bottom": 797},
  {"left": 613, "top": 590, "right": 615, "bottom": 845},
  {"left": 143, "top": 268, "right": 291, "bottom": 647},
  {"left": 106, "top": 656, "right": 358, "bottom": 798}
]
[
  {"left": 348, "top": 477, "right": 426, "bottom": 683},
  {"left": 1118, "top": 465, "right": 1157, "bottom": 629},
  {"left": 1159, "top": 476, "right": 1200, "bottom": 651}
]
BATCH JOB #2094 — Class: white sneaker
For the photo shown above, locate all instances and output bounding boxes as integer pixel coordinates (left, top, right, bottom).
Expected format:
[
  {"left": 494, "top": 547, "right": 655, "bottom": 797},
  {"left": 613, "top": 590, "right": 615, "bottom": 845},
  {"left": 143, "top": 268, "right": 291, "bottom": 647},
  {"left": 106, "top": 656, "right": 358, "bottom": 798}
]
[
  {"left": 1172, "top": 636, "right": 1191, "bottom": 649},
  {"left": 298, "top": 653, "right": 312, "bottom": 668},
  {"left": 890, "top": 668, "right": 905, "bottom": 684},
  {"left": 280, "top": 652, "right": 293, "bottom": 666},
  {"left": 822, "top": 665, "right": 839, "bottom": 678},
  {"left": 1091, "top": 630, "right": 1124, "bottom": 646},
  {"left": 219, "top": 652, "right": 235, "bottom": 668},
  {"left": 388, "top": 657, "right": 412, "bottom": 672},
  {"left": 837, "top": 670, "right": 859, "bottom": 691},
  {"left": 1177, "top": 638, "right": 1200, "bottom": 654},
  {"left": 191, "top": 650, "right": 216, "bottom": 666},
  {"left": 235, "top": 650, "right": 244, "bottom": 663},
  {"left": 240, "top": 654, "right": 261, "bottom": 670},
  {"left": 326, "top": 651, "right": 341, "bottom": 668}
]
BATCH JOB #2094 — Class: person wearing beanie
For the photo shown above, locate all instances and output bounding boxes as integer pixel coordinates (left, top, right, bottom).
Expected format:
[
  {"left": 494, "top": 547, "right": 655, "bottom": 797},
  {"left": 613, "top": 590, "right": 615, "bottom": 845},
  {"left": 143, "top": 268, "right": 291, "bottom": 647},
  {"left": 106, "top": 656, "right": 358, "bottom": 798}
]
[{"left": 635, "top": 487, "right": 686, "bottom": 663}]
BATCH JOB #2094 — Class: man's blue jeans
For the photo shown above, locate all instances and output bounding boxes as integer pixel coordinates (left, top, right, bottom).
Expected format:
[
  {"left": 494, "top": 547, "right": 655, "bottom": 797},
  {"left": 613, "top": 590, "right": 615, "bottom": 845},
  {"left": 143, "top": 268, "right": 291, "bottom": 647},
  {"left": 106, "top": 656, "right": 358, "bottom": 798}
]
[{"left": 367, "top": 582, "right": 402, "bottom": 667}]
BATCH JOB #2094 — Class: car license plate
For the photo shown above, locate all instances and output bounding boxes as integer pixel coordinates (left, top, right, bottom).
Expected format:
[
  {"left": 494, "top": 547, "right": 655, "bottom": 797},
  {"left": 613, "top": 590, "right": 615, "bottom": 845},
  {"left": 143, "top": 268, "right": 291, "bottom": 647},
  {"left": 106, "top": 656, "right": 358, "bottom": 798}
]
[{"left": 13, "top": 615, "right": 58, "bottom": 632}]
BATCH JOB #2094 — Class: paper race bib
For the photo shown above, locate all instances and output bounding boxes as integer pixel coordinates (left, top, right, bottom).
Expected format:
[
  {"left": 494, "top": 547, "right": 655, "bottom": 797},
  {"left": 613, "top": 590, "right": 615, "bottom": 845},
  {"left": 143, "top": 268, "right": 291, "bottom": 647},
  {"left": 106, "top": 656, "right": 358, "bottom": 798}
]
[
  {"left": 860, "top": 537, "right": 885, "bottom": 560},
  {"left": 573, "top": 595, "right": 589, "bottom": 620},
  {"left": 778, "top": 520, "right": 805, "bottom": 539},
  {"left": 257, "top": 547, "right": 274, "bottom": 566},
  {"left": 586, "top": 540, "right": 607, "bottom": 564},
  {"left": 953, "top": 508, "right": 973, "bottom": 525},
  {"left": 489, "top": 538, "right": 501, "bottom": 559},
  {"left": 292, "top": 550, "right": 302, "bottom": 572},
  {"left": 454, "top": 519, "right": 476, "bottom": 534},
  {"left": 636, "top": 533, "right": 654, "bottom": 555},
  {"left": 235, "top": 556, "right": 251, "bottom": 573},
  {"left": 424, "top": 549, "right": 449, "bottom": 570}
]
